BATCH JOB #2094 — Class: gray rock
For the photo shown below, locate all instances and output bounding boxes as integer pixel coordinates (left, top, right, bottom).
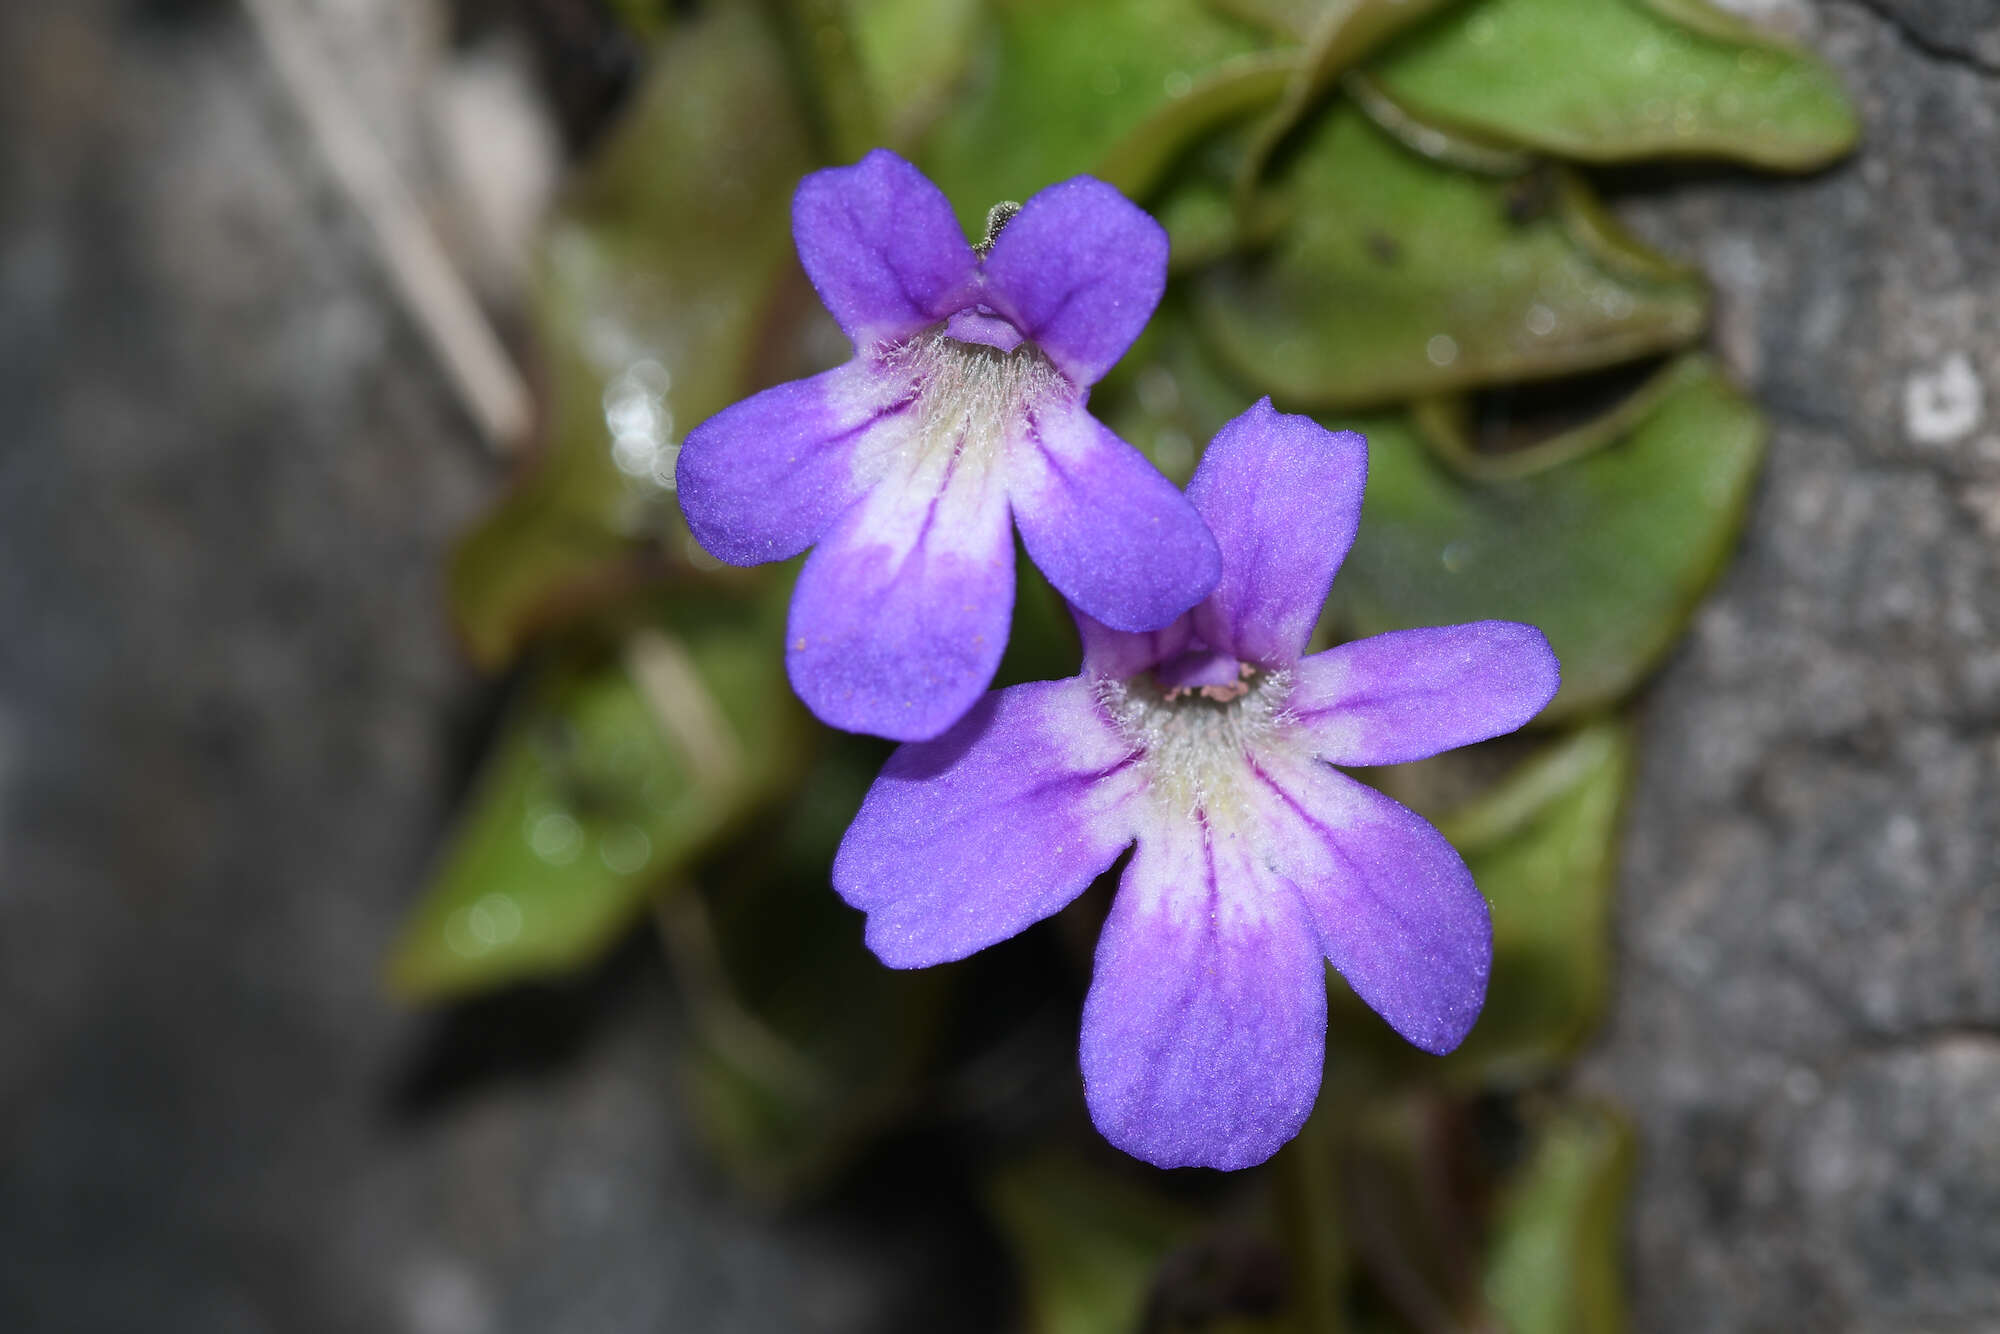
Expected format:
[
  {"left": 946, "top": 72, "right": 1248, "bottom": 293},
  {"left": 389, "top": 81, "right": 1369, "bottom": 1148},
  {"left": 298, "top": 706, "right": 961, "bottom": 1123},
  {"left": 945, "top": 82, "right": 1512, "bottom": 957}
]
[
  {"left": 1585, "top": 3, "right": 2000, "bottom": 1330},
  {"left": 0, "top": 2, "right": 995, "bottom": 1331},
  {"left": 1856, "top": 0, "right": 2000, "bottom": 70}
]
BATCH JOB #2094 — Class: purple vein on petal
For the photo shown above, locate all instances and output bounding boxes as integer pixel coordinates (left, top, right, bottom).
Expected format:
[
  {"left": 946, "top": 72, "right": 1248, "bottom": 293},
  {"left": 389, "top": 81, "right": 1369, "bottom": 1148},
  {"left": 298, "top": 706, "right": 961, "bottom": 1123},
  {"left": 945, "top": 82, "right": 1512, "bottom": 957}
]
[{"left": 1240, "top": 752, "right": 1488, "bottom": 1054}]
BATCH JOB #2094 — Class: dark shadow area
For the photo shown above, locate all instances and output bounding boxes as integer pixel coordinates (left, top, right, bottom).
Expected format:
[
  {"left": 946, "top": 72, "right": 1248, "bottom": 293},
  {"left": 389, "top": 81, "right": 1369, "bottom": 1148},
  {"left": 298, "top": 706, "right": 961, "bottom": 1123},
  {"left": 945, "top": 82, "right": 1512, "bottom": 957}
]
[
  {"left": 1467, "top": 354, "right": 1674, "bottom": 455},
  {"left": 385, "top": 929, "right": 658, "bottom": 1122}
]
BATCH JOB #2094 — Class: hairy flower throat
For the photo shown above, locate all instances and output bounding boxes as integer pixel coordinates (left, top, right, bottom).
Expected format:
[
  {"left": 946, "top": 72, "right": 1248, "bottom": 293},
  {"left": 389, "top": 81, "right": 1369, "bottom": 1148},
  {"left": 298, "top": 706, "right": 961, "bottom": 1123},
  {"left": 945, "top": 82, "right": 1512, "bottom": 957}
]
[
  {"left": 870, "top": 328, "right": 1066, "bottom": 483},
  {"left": 1098, "top": 665, "right": 1294, "bottom": 821}
]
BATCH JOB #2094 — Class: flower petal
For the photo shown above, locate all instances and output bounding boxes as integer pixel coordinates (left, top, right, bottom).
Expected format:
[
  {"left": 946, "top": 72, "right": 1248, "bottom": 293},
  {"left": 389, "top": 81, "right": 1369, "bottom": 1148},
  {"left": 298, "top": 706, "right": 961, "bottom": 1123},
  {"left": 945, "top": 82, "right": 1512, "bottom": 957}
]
[
  {"left": 1010, "top": 400, "right": 1220, "bottom": 632},
  {"left": 787, "top": 441, "right": 1014, "bottom": 741},
  {"left": 834, "top": 678, "right": 1142, "bottom": 967},
  {"left": 980, "top": 176, "right": 1168, "bottom": 387},
  {"left": 676, "top": 361, "right": 914, "bottom": 564},
  {"left": 1248, "top": 751, "right": 1491, "bottom": 1055},
  {"left": 1185, "top": 400, "right": 1367, "bottom": 666},
  {"left": 1080, "top": 811, "right": 1329, "bottom": 1170},
  {"left": 1290, "top": 622, "right": 1560, "bottom": 766},
  {"left": 1073, "top": 611, "right": 1193, "bottom": 681},
  {"left": 793, "top": 149, "right": 981, "bottom": 350}
]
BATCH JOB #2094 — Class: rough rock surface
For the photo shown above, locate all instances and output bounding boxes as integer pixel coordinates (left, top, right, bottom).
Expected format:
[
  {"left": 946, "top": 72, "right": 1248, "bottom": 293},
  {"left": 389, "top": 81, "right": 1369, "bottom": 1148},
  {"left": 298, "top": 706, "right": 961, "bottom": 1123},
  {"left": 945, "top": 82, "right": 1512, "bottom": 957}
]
[
  {"left": 1857, "top": 0, "right": 2000, "bottom": 70},
  {"left": 1586, "top": 3, "right": 2000, "bottom": 1331},
  {"left": 2, "top": 1, "right": 1995, "bottom": 1332},
  {"left": 0, "top": 2, "right": 996, "bottom": 1331}
]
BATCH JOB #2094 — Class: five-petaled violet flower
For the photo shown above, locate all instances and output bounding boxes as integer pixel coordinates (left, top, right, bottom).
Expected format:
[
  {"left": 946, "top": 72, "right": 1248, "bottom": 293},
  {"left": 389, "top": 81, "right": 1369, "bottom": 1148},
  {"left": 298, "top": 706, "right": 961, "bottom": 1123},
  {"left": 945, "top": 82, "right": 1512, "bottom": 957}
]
[
  {"left": 832, "top": 401, "right": 1561, "bottom": 1170},
  {"left": 675, "top": 150, "right": 1221, "bottom": 741}
]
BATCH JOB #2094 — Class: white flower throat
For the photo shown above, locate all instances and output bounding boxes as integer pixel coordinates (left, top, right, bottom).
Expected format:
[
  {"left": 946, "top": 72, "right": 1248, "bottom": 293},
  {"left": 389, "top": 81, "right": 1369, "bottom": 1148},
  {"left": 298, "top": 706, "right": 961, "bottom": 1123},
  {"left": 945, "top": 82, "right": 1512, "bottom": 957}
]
[
  {"left": 1097, "top": 665, "right": 1296, "bottom": 823},
  {"left": 870, "top": 327, "right": 1066, "bottom": 485}
]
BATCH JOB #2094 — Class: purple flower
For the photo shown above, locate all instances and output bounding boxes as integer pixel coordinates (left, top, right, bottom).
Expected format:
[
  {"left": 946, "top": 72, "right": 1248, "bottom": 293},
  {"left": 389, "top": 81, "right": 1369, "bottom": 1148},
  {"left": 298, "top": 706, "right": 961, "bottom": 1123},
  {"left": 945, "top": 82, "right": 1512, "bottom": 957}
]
[
  {"left": 832, "top": 400, "right": 1561, "bottom": 1170},
  {"left": 675, "top": 149, "right": 1221, "bottom": 741}
]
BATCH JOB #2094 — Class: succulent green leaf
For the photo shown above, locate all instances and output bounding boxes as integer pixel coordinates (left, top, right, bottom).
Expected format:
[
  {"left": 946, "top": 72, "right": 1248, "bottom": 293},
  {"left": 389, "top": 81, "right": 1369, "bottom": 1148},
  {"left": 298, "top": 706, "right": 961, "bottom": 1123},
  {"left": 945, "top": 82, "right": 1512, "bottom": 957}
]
[
  {"left": 1333, "top": 355, "right": 1764, "bottom": 720},
  {"left": 845, "top": 0, "right": 984, "bottom": 145},
  {"left": 1366, "top": 0, "right": 1858, "bottom": 170},
  {"left": 1205, "top": 0, "right": 1326, "bottom": 42},
  {"left": 1148, "top": 122, "right": 1292, "bottom": 271},
  {"left": 1482, "top": 1101, "right": 1635, "bottom": 1334},
  {"left": 1230, "top": 0, "right": 1468, "bottom": 200},
  {"left": 387, "top": 590, "right": 801, "bottom": 999},
  {"left": 918, "top": 0, "right": 1285, "bottom": 226},
  {"left": 677, "top": 733, "right": 952, "bottom": 1198},
  {"left": 1437, "top": 722, "right": 1631, "bottom": 1085},
  {"left": 1342, "top": 69, "right": 1539, "bottom": 175},
  {"left": 1193, "top": 107, "right": 1708, "bottom": 409},
  {"left": 449, "top": 6, "right": 814, "bottom": 668},
  {"left": 1096, "top": 52, "right": 1300, "bottom": 201},
  {"left": 986, "top": 1153, "right": 1202, "bottom": 1334},
  {"left": 1093, "top": 299, "right": 1258, "bottom": 485},
  {"left": 781, "top": 0, "right": 882, "bottom": 159}
]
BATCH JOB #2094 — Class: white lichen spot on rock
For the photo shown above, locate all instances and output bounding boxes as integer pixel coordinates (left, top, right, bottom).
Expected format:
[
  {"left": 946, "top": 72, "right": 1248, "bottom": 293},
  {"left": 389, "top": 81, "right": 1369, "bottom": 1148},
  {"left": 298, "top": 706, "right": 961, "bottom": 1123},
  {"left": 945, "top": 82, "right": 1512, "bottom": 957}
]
[{"left": 1903, "top": 352, "right": 1984, "bottom": 446}]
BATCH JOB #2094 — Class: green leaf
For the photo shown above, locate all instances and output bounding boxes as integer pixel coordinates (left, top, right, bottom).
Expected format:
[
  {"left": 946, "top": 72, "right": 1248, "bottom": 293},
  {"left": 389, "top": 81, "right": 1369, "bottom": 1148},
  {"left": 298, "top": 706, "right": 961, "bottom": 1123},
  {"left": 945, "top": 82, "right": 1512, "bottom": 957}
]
[
  {"left": 1098, "top": 53, "right": 1300, "bottom": 201},
  {"left": 1092, "top": 298, "right": 1259, "bottom": 485},
  {"left": 1192, "top": 107, "right": 1708, "bottom": 410},
  {"left": 388, "top": 589, "right": 802, "bottom": 999},
  {"left": 449, "top": 6, "right": 816, "bottom": 668},
  {"left": 1366, "top": 0, "right": 1858, "bottom": 170},
  {"left": 918, "top": 0, "right": 1285, "bottom": 225},
  {"left": 1206, "top": 0, "right": 1326, "bottom": 42},
  {"left": 1342, "top": 68, "right": 1539, "bottom": 175},
  {"left": 1334, "top": 356, "right": 1763, "bottom": 720},
  {"left": 1482, "top": 1101, "right": 1634, "bottom": 1334},
  {"left": 848, "top": 0, "right": 991, "bottom": 146},
  {"left": 986, "top": 1153, "right": 1202, "bottom": 1334},
  {"left": 1437, "top": 722, "right": 1631, "bottom": 1084},
  {"left": 676, "top": 733, "right": 953, "bottom": 1197},
  {"left": 1150, "top": 121, "right": 1289, "bottom": 271},
  {"left": 1228, "top": 0, "right": 1471, "bottom": 201},
  {"left": 780, "top": 0, "right": 882, "bottom": 160}
]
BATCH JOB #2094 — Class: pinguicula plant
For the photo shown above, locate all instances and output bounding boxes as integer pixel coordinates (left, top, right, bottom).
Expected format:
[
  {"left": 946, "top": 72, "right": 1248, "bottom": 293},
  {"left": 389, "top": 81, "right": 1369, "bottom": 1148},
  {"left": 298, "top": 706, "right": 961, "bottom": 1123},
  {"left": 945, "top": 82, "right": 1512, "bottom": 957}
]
[
  {"left": 676, "top": 150, "right": 1218, "bottom": 740},
  {"left": 838, "top": 398, "right": 1557, "bottom": 1168},
  {"left": 401, "top": 2, "right": 1858, "bottom": 1329}
]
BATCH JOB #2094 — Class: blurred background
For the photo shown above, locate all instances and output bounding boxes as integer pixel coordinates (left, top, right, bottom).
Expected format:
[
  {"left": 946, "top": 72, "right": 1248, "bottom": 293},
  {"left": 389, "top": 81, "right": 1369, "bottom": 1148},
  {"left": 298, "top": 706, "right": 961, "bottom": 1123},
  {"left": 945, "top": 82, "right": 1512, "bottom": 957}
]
[{"left": 1, "top": 0, "right": 1996, "bottom": 1331}]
